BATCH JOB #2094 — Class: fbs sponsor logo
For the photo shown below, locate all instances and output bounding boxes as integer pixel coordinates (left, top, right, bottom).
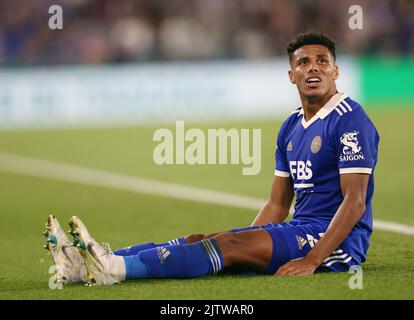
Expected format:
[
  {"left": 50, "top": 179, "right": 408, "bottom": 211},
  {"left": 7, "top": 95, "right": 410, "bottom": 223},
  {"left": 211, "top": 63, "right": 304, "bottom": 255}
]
[
  {"left": 156, "top": 246, "right": 171, "bottom": 264},
  {"left": 339, "top": 131, "right": 365, "bottom": 162},
  {"left": 289, "top": 160, "right": 313, "bottom": 180}
]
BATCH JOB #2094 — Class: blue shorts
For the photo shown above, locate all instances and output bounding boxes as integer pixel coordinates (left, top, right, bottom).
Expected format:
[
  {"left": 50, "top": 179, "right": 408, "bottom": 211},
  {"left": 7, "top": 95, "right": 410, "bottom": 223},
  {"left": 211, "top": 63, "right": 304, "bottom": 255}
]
[{"left": 230, "top": 219, "right": 358, "bottom": 274}]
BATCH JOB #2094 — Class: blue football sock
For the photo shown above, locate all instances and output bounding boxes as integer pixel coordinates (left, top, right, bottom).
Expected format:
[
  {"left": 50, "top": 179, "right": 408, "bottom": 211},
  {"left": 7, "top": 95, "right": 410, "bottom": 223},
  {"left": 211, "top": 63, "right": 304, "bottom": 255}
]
[
  {"left": 114, "top": 237, "right": 186, "bottom": 256},
  {"left": 123, "top": 255, "right": 149, "bottom": 279},
  {"left": 124, "top": 239, "right": 224, "bottom": 279}
]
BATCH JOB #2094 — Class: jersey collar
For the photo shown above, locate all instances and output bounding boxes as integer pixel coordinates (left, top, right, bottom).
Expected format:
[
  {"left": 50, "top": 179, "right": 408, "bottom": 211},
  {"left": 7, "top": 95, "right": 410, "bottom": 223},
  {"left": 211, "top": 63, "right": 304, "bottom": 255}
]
[{"left": 298, "top": 92, "right": 347, "bottom": 129}]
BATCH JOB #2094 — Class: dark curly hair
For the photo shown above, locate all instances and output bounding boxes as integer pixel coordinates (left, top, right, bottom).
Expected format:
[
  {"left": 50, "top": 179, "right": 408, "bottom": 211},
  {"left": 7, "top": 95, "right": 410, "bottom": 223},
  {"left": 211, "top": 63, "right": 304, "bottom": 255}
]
[{"left": 286, "top": 31, "right": 336, "bottom": 61}]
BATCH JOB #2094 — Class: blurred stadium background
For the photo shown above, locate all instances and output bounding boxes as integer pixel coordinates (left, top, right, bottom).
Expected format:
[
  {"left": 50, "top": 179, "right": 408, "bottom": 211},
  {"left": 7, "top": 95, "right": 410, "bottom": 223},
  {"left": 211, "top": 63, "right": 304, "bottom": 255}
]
[{"left": 0, "top": 0, "right": 413, "bottom": 299}]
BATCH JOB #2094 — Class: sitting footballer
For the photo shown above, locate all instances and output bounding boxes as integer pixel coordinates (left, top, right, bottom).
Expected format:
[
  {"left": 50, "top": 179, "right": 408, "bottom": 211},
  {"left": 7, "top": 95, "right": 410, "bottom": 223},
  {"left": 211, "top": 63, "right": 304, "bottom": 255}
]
[{"left": 42, "top": 31, "right": 379, "bottom": 285}]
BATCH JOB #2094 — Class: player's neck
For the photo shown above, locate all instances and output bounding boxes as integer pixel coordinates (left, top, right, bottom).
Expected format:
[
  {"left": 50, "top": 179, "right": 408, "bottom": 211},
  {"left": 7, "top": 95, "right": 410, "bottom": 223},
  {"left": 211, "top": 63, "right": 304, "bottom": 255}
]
[{"left": 300, "top": 90, "right": 337, "bottom": 122}]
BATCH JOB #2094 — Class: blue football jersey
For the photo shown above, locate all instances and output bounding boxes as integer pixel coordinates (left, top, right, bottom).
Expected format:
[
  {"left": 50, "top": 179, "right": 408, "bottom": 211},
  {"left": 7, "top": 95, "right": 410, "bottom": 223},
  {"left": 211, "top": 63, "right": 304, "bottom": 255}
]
[{"left": 274, "top": 92, "right": 379, "bottom": 263}]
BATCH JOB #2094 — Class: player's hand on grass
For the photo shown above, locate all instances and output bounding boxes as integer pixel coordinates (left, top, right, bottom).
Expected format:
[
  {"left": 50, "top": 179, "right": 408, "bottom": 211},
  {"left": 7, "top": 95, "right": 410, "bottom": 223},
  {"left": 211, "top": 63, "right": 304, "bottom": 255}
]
[{"left": 275, "top": 257, "right": 319, "bottom": 276}]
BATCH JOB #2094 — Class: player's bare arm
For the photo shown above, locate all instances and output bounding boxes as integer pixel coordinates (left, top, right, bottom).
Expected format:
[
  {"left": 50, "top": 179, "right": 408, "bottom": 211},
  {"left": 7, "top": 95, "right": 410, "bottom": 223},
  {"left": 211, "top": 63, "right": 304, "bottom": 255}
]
[
  {"left": 251, "top": 175, "right": 294, "bottom": 226},
  {"left": 276, "top": 173, "right": 369, "bottom": 276}
]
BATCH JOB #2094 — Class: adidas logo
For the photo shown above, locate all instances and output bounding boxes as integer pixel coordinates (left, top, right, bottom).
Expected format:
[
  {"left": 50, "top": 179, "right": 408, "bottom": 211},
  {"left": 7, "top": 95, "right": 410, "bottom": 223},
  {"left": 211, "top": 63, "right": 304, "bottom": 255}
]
[
  {"left": 156, "top": 246, "right": 171, "bottom": 264},
  {"left": 295, "top": 235, "right": 307, "bottom": 250}
]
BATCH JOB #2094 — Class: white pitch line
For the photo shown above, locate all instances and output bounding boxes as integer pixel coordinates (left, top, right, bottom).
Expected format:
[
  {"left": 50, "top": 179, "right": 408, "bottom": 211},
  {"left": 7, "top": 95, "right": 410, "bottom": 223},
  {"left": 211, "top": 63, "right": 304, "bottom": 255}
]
[
  {"left": 0, "top": 153, "right": 264, "bottom": 210},
  {"left": 373, "top": 220, "right": 414, "bottom": 236},
  {"left": 0, "top": 152, "right": 413, "bottom": 236}
]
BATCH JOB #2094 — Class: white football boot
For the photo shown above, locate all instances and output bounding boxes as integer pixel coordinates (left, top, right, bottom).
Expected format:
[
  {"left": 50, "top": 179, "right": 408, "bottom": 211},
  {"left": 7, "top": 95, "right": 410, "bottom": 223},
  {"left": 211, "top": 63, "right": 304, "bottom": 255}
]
[
  {"left": 68, "top": 216, "right": 126, "bottom": 286},
  {"left": 42, "top": 215, "right": 87, "bottom": 284}
]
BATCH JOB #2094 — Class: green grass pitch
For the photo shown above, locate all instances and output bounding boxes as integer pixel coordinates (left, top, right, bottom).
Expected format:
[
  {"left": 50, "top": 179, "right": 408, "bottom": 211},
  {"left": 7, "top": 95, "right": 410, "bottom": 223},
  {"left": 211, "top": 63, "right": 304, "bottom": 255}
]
[{"left": 0, "top": 109, "right": 413, "bottom": 299}]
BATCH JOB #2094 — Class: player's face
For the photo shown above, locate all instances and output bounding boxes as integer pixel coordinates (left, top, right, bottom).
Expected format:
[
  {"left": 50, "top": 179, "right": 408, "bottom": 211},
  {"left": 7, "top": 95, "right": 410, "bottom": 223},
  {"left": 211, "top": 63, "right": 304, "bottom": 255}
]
[{"left": 288, "top": 44, "right": 339, "bottom": 100}]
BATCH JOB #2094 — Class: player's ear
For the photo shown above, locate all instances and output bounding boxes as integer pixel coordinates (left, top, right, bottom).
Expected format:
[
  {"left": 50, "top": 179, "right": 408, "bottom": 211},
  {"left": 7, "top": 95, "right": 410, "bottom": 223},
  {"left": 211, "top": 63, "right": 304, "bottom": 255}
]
[
  {"left": 333, "top": 64, "right": 339, "bottom": 80},
  {"left": 288, "top": 70, "right": 296, "bottom": 84}
]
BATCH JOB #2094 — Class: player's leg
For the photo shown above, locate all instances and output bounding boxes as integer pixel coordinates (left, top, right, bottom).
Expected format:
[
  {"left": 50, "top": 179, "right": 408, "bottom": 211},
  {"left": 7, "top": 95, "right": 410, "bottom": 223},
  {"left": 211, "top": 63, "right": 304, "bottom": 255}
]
[
  {"left": 112, "top": 233, "right": 222, "bottom": 256},
  {"left": 184, "top": 223, "right": 281, "bottom": 244},
  {"left": 142, "top": 221, "right": 357, "bottom": 276},
  {"left": 114, "top": 225, "right": 271, "bottom": 279},
  {"left": 113, "top": 237, "right": 186, "bottom": 256},
  {"left": 122, "top": 228, "right": 275, "bottom": 281},
  {"left": 213, "top": 230, "right": 273, "bottom": 270},
  {"left": 69, "top": 216, "right": 276, "bottom": 285},
  {"left": 120, "top": 226, "right": 285, "bottom": 281},
  {"left": 183, "top": 225, "right": 281, "bottom": 270},
  {"left": 113, "top": 227, "right": 269, "bottom": 256},
  {"left": 184, "top": 232, "right": 219, "bottom": 243}
]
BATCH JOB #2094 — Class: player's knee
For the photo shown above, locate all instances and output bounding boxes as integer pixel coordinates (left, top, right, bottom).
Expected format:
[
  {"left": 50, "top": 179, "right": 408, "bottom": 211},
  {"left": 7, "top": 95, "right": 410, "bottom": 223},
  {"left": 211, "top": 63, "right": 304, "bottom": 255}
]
[
  {"left": 214, "top": 232, "right": 243, "bottom": 264},
  {"left": 184, "top": 233, "right": 205, "bottom": 244}
]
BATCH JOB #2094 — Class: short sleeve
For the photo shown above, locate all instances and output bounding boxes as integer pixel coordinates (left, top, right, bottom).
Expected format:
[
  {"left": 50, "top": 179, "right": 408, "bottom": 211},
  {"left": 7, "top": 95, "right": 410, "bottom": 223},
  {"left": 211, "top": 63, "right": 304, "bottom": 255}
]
[
  {"left": 275, "top": 122, "right": 290, "bottom": 177},
  {"left": 335, "top": 110, "right": 379, "bottom": 175}
]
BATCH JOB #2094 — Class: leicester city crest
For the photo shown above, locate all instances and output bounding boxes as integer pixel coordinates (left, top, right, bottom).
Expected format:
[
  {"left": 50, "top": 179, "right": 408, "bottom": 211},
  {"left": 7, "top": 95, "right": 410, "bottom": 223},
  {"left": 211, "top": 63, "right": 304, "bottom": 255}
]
[{"left": 311, "top": 136, "right": 322, "bottom": 154}]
